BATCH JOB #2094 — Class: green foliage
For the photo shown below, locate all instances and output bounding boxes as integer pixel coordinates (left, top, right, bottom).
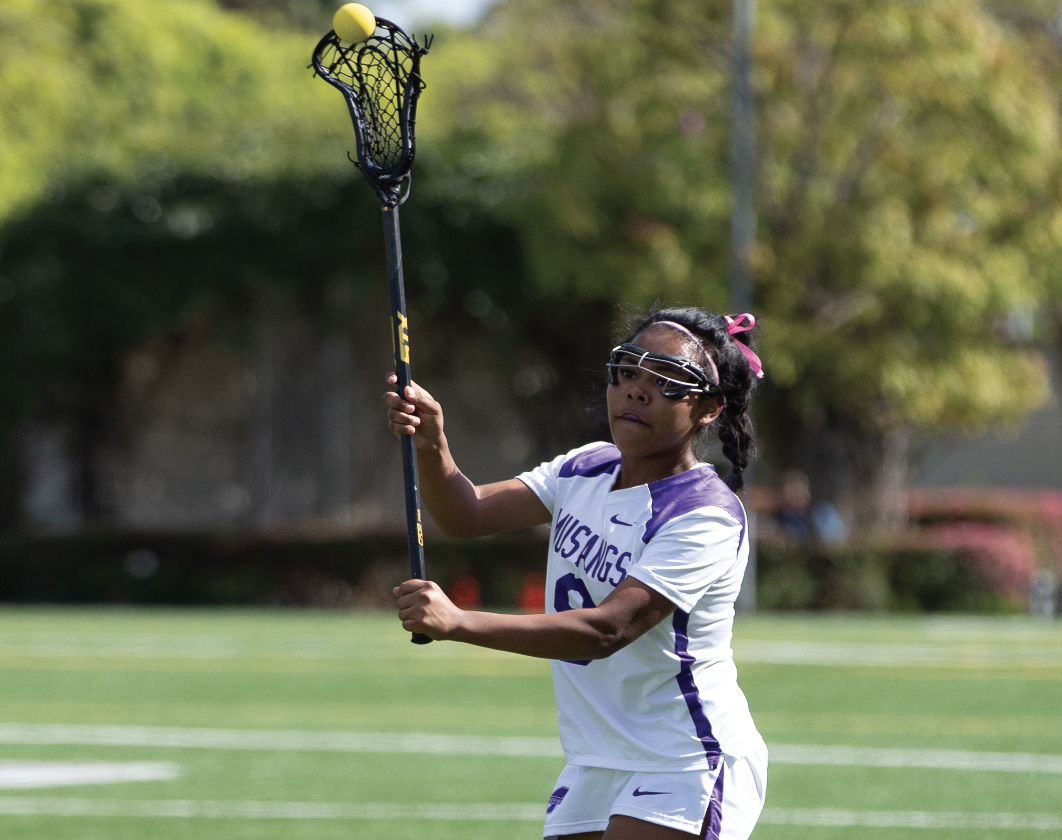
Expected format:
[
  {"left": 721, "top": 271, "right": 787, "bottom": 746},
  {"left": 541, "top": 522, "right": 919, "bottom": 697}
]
[
  {"left": 215, "top": 0, "right": 336, "bottom": 33},
  {"left": 979, "top": 1, "right": 1062, "bottom": 344},
  {"left": 0, "top": 172, "right": 393, "bottom": 522},
  {"left": 0, "top": 525, "right": 1031, "bottom": 613},
  {"left": 3, "top": 0, "right": 1061, "bottom": 529},
  {"left": 0, "top": 174, "right": 379, "bottom": 380},
  {"left": 426, "top": 0, "right": 1057, "bottom": 439},
  {"left": 0, "top": 0, "right": 384, "bottom": 519},
  {"left": 754, "top": 0, "right": 1056, "bottom": 435},
  {"left": 418, "top": 0, "right": 734, "bottom": 307},
  {"left": 0, "top": 530, "right": 547, "bottom": 606},
  {"left": 757, "top": 541, "right": 1019, "bottom": 613},
  {"left": 0, "top": 0, "right": 352, "bottom": 227}
]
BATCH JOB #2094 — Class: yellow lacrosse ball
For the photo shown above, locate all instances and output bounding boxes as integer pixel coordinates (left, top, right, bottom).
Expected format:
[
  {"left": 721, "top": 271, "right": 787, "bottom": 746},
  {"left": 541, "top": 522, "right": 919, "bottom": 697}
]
[{"left": 333, "top": 3, "right": 376, "bottom": 44}]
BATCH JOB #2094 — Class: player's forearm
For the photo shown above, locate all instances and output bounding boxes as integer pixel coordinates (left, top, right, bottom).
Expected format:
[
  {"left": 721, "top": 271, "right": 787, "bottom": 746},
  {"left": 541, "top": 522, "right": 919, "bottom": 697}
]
[
  {"left": 414, "top": 435, "right": 487, "bottom": 538},
  {"left": 396, "top": 578, "right": 670, "bottom": 656},
  {"left": 447, "top": 608, "right": 631, "bottom": 660}
]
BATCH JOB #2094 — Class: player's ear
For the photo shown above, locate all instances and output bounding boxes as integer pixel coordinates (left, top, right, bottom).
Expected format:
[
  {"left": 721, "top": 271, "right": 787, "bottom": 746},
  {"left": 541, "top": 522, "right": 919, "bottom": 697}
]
[{"left": 696, "top": 397, "right": 723, "bottom": 426}]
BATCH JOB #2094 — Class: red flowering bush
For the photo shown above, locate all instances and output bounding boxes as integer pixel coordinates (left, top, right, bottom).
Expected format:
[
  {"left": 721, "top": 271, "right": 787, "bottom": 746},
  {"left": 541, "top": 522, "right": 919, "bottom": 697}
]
[
  {"left": 910, "top": 489, "right": 1062, "bottom": 577},
  {"left": 756, "top": 488, "right": 1061, "bottom": 611},
  {"left": 922, "top": 522, "right": 1036, "bottom": 601}
]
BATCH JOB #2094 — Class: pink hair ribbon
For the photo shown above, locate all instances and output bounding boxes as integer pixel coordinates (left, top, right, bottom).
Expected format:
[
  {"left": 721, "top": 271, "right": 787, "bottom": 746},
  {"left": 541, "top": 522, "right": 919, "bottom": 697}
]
[{"left": 725, "top": 314, "right": 764, "bottom": 379}]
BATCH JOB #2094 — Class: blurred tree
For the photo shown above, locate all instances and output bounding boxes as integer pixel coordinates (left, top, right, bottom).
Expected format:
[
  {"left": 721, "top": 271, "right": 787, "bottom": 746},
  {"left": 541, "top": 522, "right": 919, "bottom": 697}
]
[
  {"left": 214, "top": 0, "right": 334, "bottom": 33},
  {"left": 0, "top": 0, "right": 352, "bottom": 227},
  {"left": 422, "top": 0, "right": 1059, "bottom": 532},
  {"left": 0, "top": 176, "right": 386, "bottom": 523},
  {"left": 754, "top": 0, "right": 1057, "bottom": 529},
  {"left": 0, "top": 0, "right": 536, "bottom": 528},
  {"left": 979, "top": 1, "right": 1062, "bottom": 353},
  {"left": 407, "top": 0, "right": 737, "bottom": 465},
  {"left": 3, "top": 0, "right": 1059, "bottom": 536},
  {"left": 0, "top": 0, "right": 360, "bottom": 524},
  {"left": 418, "top": 0, "right": 733, "bottom": 306}
]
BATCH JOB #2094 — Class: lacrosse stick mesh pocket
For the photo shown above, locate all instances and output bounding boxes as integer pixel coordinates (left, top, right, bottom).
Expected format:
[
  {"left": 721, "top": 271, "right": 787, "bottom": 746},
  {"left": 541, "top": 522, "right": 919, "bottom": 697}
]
[{"left": 312, "top": 21, "right": 430, "bottom": 206}]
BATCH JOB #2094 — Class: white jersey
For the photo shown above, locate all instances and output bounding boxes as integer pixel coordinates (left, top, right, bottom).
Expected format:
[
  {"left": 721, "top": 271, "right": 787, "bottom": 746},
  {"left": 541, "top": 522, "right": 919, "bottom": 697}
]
[{"left": 518, "top": 442, "right": 762, "bottom": 772}]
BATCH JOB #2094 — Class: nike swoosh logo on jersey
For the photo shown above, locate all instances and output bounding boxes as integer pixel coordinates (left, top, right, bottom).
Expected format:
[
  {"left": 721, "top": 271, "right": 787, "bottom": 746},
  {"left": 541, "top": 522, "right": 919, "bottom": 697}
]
[
  {"left": 609, "top": 514, "right": 633, "bottom": 526},
  {"left": 632, "top": 787, "right": 670, "bottom": 797}
]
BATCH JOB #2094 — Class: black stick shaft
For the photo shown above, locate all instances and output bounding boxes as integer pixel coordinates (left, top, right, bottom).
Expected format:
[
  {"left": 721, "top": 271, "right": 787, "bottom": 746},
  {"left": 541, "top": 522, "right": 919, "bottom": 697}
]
[{"left": 382, "top": 206, "right": 432, "bottom": 646}]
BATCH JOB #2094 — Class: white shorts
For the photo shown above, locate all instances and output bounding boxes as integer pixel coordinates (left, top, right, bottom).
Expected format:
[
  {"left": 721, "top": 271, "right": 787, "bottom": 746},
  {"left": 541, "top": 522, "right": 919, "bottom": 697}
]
[{"left": 543, "top": 738, "right": 767, "bottom": 839}]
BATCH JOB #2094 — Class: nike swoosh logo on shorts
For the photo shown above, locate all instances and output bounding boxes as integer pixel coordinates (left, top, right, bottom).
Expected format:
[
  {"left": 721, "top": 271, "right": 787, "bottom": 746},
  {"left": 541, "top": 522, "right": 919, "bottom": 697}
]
[
  {"left": 632, "top": 787, "right": 670, "bottom": 797},
  {"left": 610, "top": 514, "right": 633, "bottom": 526}
]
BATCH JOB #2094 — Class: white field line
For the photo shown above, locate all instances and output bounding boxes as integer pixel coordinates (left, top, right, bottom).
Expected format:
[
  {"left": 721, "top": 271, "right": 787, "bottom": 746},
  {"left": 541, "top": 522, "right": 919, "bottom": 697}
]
[
  {"left": 0, "top": 798, "right": 1059, "bottom": 829},
  {"left": 769, "top": 744, "right": 1062, "bottom": 774},
  {"left": 0, "top": 761, "right": 179, "bottom": 790},
  {"left": 2, "top": 636, "right": 1059, "bottom": 668},
  {"left": 0, "top": 723, "right": 563, "bottom": 757},
  {"left": 734, "top": 641, "right": 1062, "bottom": 669},
  {"left": 0, "top": 637, "right": 510, "bottom": 661},
  {"left": 3, "top": 723, "right": 1062, "bottom": 774},
  {"left": 0, "top": 797, "right": 544, "bottom": 820},
  {"left": 759, "top": 808, "right": 1062, "bottom": 831}
]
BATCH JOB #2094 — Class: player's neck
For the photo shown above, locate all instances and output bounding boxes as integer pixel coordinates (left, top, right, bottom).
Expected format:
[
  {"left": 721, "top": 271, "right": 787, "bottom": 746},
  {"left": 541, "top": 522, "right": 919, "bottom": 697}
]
[{"left": 613, "top": 451, "right": 701, "bottom": 491}]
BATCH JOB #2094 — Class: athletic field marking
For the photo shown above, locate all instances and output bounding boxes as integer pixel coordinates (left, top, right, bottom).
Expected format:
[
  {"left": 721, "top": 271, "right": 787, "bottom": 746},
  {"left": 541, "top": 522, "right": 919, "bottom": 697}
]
[
  {"left": 0, "top": 797, "right": 544, "bottom": 820},
  {"left": 0, "top": 723, "right": 564, "bottom": 758},
  {"left": 3, "top": 723, "right": 1062, "bottom": 773},
  {"left": 759, "top": 808, "right": 1062, "bottom": 830},
  {"left": 0, "top": 635, "right": 516, "bottom": 662},
  {"left": 0, "top": 761, "right": 179, "bottom": 790},
  {"left": 4, "top": 634, "right": 1059, "bottom": 672},
  {"left": 769, "top": 744, "right": 1062, "bottom": 774},
  {"left": 734, "top": 640, "right": 1062, "bottom": 669},
  {"left": 0, "top": 798, "right": 1058, "bottom": 829}
]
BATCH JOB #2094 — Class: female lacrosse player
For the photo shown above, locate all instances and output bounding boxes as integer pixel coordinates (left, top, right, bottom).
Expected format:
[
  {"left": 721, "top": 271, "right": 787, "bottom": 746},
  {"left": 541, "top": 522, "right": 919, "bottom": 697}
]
[{"left": 385, "top": 307, "right": 767, "bottom": 840}]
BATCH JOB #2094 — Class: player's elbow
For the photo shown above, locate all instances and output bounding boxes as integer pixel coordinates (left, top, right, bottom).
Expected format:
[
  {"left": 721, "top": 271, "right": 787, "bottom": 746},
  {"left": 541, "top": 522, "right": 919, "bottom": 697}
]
[
  {"left": 582, "top": 618, "right": 637, "bottom": 659},
  {"left": 428, "top": 504, "right": 487, "bottom": 539},
  {"left": 435, "top": 517, "right": 491, "bottom": 540},
  {"left": 435, "top": 520, "right": 476, "bottom": 539},
  {"left": 431, "top": 499, "right": 499, "bottom": 540},
  {"left": 584, "top": 635, "right": 634, "bottom": 660},
  {"left": 587, "top": 638, "right": 627, "bottom": 659}
]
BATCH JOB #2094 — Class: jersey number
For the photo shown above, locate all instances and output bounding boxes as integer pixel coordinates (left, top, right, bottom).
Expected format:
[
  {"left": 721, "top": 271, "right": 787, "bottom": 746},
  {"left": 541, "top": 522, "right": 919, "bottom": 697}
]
[{"left": 554, "top": 573, "right": 595, "bottom": 666}]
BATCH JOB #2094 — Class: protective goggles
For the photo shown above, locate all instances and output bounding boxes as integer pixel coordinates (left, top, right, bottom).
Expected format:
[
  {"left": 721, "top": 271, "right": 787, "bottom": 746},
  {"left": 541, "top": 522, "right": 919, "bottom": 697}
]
[{"left": 606, "top": 343, "right": 720, "bottom": 400}]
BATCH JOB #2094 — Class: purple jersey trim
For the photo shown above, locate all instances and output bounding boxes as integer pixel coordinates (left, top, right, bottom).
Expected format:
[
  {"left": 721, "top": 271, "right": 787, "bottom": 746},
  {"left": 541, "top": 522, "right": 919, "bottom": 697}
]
[
  {"left": 643, "top": 465, "right": 746, "bottom": 544},
  {"left": 559, "top": 444, "right": 621, "bottom": 479},
  {"left": 700, "top": 760, "right": 726, "bottom": 840},
  {"left": 673, "top": 609, "right": 722, "bottom": 762}
]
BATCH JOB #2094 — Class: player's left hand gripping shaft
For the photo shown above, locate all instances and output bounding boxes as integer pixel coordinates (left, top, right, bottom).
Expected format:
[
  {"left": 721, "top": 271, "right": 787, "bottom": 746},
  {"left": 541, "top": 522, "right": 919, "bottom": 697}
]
[{"left": 383, "top": 207, "right": 432, "bottom": 645}]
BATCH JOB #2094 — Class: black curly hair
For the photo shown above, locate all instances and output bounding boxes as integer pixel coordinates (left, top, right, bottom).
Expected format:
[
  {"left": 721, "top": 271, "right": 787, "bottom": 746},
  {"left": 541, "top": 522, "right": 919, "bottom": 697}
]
[{"left": 618, "top": 307, "right": 759, "bottom": 491}]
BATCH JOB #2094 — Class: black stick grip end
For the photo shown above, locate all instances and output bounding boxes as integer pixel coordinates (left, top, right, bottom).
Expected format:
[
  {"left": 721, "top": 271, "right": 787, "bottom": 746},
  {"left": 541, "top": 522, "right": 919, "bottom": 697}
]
[{"left": 411, "top": 632, "right": 433, "bottom": 645}]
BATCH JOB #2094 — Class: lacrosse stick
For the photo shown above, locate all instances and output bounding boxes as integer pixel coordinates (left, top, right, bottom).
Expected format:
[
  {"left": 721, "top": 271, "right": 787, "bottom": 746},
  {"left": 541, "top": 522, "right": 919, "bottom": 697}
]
[{"left": 312, "top": 9, "right": 433, "bottom": 645}]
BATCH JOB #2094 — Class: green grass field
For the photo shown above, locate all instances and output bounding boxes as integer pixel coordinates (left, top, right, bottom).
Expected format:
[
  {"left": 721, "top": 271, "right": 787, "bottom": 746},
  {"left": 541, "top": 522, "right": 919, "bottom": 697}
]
[{"left": 0, "top": 607, "right": 1059, "bottom": 839}]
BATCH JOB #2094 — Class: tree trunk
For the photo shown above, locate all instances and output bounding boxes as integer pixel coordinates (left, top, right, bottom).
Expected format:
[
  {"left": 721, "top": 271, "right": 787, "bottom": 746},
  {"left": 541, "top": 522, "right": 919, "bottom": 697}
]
[{"left": 796, "top": 410, "right": 908, "bottom": 538}]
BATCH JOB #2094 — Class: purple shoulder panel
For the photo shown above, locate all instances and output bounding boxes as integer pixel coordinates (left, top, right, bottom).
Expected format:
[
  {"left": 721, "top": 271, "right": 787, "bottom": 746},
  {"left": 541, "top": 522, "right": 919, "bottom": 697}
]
[
  {"left": 643, "top": 466, "right": 745, "bottom": 544},
  {"left": 559, "top": 444, "right": 622, "bottom": 479}
]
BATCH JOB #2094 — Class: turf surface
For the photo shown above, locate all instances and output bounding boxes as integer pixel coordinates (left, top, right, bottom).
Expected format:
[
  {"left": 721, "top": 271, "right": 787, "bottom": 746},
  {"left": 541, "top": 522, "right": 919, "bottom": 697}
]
[{"left": 0, "top": 607, "right": 1058, "bottom": 839}]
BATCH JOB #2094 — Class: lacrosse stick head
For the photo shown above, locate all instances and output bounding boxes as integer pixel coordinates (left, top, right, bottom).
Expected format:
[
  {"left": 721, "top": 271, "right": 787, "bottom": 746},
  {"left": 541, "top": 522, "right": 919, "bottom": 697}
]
[{"left": 312, "top": 19, "right": 432, "bottom": 207}]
